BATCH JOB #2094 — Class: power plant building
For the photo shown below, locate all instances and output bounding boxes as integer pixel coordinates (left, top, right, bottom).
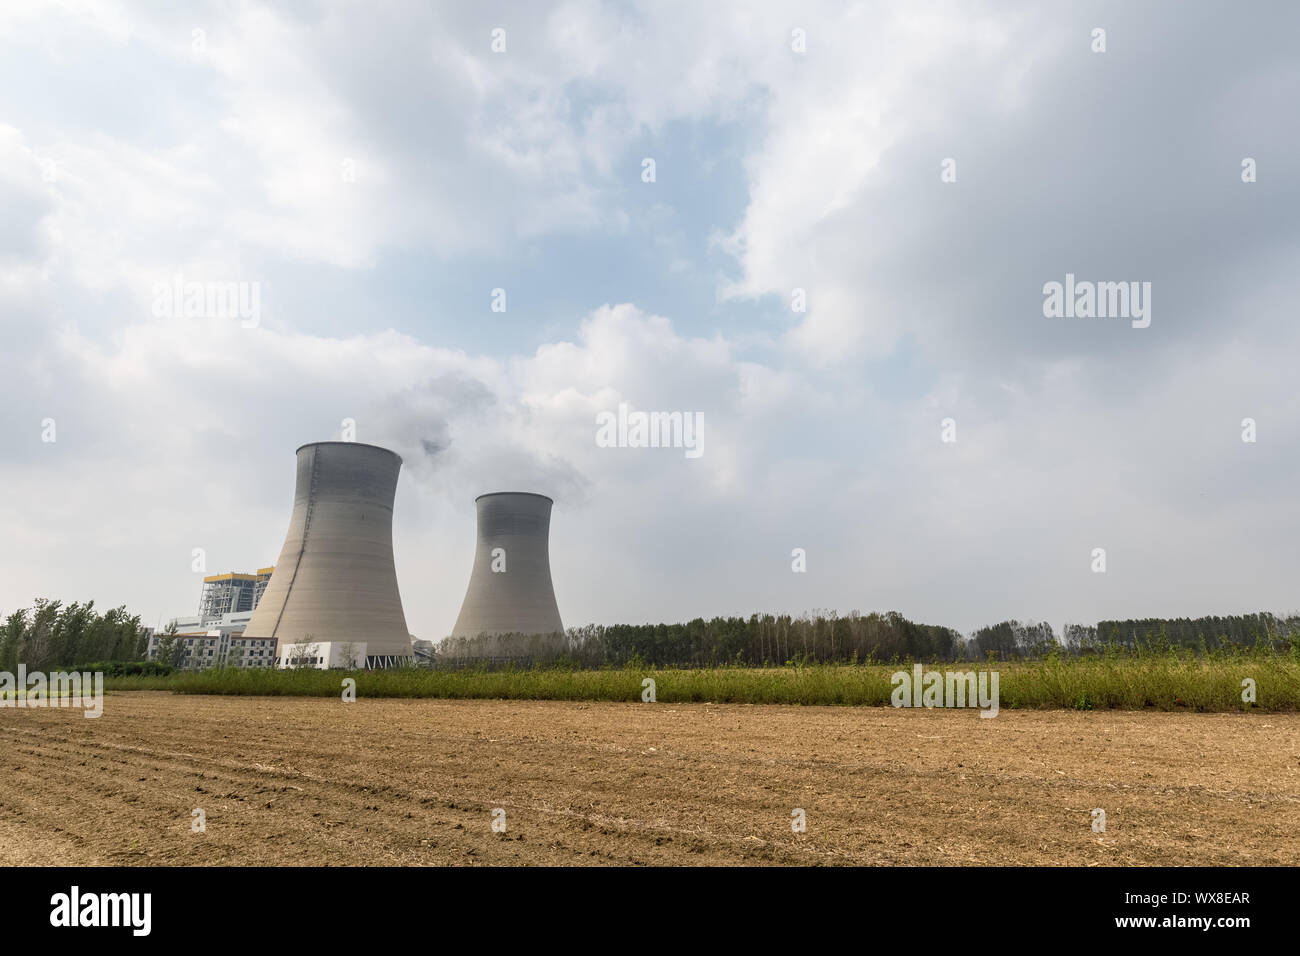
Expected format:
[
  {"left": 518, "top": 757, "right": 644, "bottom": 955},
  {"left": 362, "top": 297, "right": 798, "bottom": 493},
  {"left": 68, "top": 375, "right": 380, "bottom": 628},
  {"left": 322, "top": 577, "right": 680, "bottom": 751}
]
[
  {"left": 275, "top": 640, "right": 368, "bottom": 670},
  {"left": 242, "top": 441, "right": 414, "bottom": 668},
  {"left": 449, "top": 492, "right": 565, "bottom": 657},
  {"left": 198, "top": 567, "right": 274, "bottom": 620},
  {"left": 147, "top": 622, "right": 276, "bottom": 670}
]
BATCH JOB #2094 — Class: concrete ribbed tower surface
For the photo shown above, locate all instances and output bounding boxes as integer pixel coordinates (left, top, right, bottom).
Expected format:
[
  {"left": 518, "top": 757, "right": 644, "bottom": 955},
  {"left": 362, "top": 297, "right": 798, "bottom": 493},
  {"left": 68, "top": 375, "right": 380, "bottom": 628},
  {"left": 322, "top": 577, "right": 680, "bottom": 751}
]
[
  {"left": 450, "top": 492, "right": 564, "bottom": 653},
  {"left": 243, "top": 441, "right": 413, "bottom": 666}
]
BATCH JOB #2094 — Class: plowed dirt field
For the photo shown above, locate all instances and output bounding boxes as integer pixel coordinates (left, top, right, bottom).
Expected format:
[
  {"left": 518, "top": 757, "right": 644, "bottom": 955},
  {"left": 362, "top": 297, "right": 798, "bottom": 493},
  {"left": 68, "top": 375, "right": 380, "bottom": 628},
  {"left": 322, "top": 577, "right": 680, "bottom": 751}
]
[{"left": 1, "top": 692, "right": 1296, "bottom": 865}]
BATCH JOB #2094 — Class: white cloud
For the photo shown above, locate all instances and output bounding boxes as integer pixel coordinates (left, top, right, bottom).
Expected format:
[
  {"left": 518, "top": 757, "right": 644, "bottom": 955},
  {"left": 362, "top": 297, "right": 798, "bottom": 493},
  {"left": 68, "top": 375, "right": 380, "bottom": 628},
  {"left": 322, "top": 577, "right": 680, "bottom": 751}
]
[{"left": 2, "top": 0, "right": 1297, "bottom": 640}]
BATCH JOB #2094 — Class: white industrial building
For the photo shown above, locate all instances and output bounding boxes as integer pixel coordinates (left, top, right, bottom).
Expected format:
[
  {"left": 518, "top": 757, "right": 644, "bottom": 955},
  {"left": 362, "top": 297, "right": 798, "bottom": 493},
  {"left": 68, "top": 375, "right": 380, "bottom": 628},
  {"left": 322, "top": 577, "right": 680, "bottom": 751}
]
[
  {"left": 146, "top": 612, "right": 277, "bottom": 669},
  {"left": 275, "top": 641, "right": 367, "bottom": 670},
  {"left": 149, "top": 564, "right": 281, "bottom": 670}
]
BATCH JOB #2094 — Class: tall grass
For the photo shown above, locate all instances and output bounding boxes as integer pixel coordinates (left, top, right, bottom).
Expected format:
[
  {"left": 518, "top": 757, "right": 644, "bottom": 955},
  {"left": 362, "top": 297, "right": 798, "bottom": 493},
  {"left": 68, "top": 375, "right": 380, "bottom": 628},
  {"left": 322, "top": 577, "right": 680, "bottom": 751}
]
[{"left": 102, "top": 652, "right": 1300, "bottom": 711}]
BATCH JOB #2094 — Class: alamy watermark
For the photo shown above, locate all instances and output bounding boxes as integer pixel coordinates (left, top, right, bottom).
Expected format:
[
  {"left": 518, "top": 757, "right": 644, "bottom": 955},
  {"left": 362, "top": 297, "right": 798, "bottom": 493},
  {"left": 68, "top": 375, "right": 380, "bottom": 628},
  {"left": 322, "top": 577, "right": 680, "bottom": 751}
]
[
  {"left": 595, "top": 402, "right": 704, "bottom": 459},
  {"left": 0, "top": 665, "right": 104, "bottom": 718},
  {"left": 151, "top": 274, "right": 262, "bottom": 327},
  {"left": 891, "top": 664, "right": 999, "bottom": 718},
  {"left": 1042, "top": 273, "right": 1150, "bottom": 328},
  {"left": 50, "top": 886, "right": 150, "bottom": 936}
]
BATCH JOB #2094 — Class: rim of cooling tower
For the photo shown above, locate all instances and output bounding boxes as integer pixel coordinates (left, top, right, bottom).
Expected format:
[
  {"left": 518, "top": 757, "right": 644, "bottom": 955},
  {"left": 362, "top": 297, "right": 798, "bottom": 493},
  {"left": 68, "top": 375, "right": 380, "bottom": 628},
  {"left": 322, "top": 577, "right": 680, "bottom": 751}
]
[
  {"left": 474, "top": 491, "right": 554, "bottom": 503},
  {"left": 295, "top": 440, "right": 403, "bottom": 464}
]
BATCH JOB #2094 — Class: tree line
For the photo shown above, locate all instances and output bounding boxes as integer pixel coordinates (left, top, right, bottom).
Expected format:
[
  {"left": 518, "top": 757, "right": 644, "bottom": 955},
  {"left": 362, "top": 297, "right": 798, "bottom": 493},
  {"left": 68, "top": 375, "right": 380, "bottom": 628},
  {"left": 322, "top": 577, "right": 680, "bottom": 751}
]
[
  {"left": 3, "top": 595, "right": 1295, "bottom": 672},
  {"left": 442, "top": 610, "right": 1300, "bottom": 666},
  {"left": 1079, "top": 613, "right": 1298, "bottom": 654},
  {"left": 0, "top": 600, "right": 147, "bottom": 672}
]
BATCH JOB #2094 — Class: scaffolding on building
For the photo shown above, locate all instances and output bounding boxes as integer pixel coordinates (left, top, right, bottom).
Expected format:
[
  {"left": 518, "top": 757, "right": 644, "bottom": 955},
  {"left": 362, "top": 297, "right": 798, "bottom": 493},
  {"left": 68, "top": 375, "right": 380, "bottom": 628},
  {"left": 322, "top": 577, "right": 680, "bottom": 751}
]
[{"left": 199, "top": 568, "right": 275, "bottom": 621}]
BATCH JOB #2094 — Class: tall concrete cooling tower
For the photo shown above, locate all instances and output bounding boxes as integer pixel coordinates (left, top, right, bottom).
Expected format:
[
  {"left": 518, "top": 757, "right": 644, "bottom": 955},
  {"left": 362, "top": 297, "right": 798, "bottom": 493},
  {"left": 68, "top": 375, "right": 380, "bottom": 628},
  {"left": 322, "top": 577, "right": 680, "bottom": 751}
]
[
  {"left": 243, "top": 441, "right": 412, "bottom": 668},
  {"left": 450, "top": 492, "right": 564, "bottom": 656}
]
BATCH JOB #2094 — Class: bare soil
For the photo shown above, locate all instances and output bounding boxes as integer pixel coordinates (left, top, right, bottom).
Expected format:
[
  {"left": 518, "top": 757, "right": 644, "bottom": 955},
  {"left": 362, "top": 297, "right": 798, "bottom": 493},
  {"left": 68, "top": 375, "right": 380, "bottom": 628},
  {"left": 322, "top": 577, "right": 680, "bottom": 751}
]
[{"left": 1, "top": 692, "right": 1296, "bottom": 866}]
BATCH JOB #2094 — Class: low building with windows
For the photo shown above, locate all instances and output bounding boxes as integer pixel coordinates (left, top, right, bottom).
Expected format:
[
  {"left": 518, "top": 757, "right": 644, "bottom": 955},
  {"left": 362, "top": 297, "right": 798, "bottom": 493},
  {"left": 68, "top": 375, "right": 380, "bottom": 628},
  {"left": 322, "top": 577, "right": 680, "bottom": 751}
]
[{"left": 147, "top": 611, "right": 277, "bottom": 669}]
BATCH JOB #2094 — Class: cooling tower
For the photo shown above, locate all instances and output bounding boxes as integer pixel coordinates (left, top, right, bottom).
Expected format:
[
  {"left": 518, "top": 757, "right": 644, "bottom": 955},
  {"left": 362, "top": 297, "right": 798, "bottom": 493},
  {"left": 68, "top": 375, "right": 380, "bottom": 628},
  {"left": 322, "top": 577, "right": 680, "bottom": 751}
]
[
  {"left": 450, "top": 492, "right": 564, "bottom": 655},
  {"left": 243, "top": 441, "right": 412, "bottom": 667}
]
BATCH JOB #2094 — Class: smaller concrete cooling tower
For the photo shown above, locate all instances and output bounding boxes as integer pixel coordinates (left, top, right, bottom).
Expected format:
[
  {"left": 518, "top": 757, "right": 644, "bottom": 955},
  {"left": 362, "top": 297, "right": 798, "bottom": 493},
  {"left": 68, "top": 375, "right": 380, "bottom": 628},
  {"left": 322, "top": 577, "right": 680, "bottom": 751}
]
[
  {"left": 450, "top": 493, "right": 564, "bottom": 654},
  {"left": 243, "top": 441, "right": 413, "bottom": 667}
]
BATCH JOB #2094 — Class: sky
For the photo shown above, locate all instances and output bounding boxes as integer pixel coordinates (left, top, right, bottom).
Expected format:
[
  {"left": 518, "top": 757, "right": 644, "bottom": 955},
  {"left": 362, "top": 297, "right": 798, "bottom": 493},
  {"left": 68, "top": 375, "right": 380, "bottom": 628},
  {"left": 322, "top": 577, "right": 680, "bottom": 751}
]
[{"left": 1, "top": 0, "right": 1297, "bottom": 641}]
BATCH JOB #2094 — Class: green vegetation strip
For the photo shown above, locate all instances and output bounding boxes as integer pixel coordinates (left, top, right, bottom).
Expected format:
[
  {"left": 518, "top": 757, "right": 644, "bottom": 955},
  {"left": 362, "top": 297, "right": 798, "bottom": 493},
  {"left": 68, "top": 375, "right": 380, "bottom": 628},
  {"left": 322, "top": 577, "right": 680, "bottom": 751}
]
[{"left": 100, "top": 655, "right": 1300, "bottom": 711}]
